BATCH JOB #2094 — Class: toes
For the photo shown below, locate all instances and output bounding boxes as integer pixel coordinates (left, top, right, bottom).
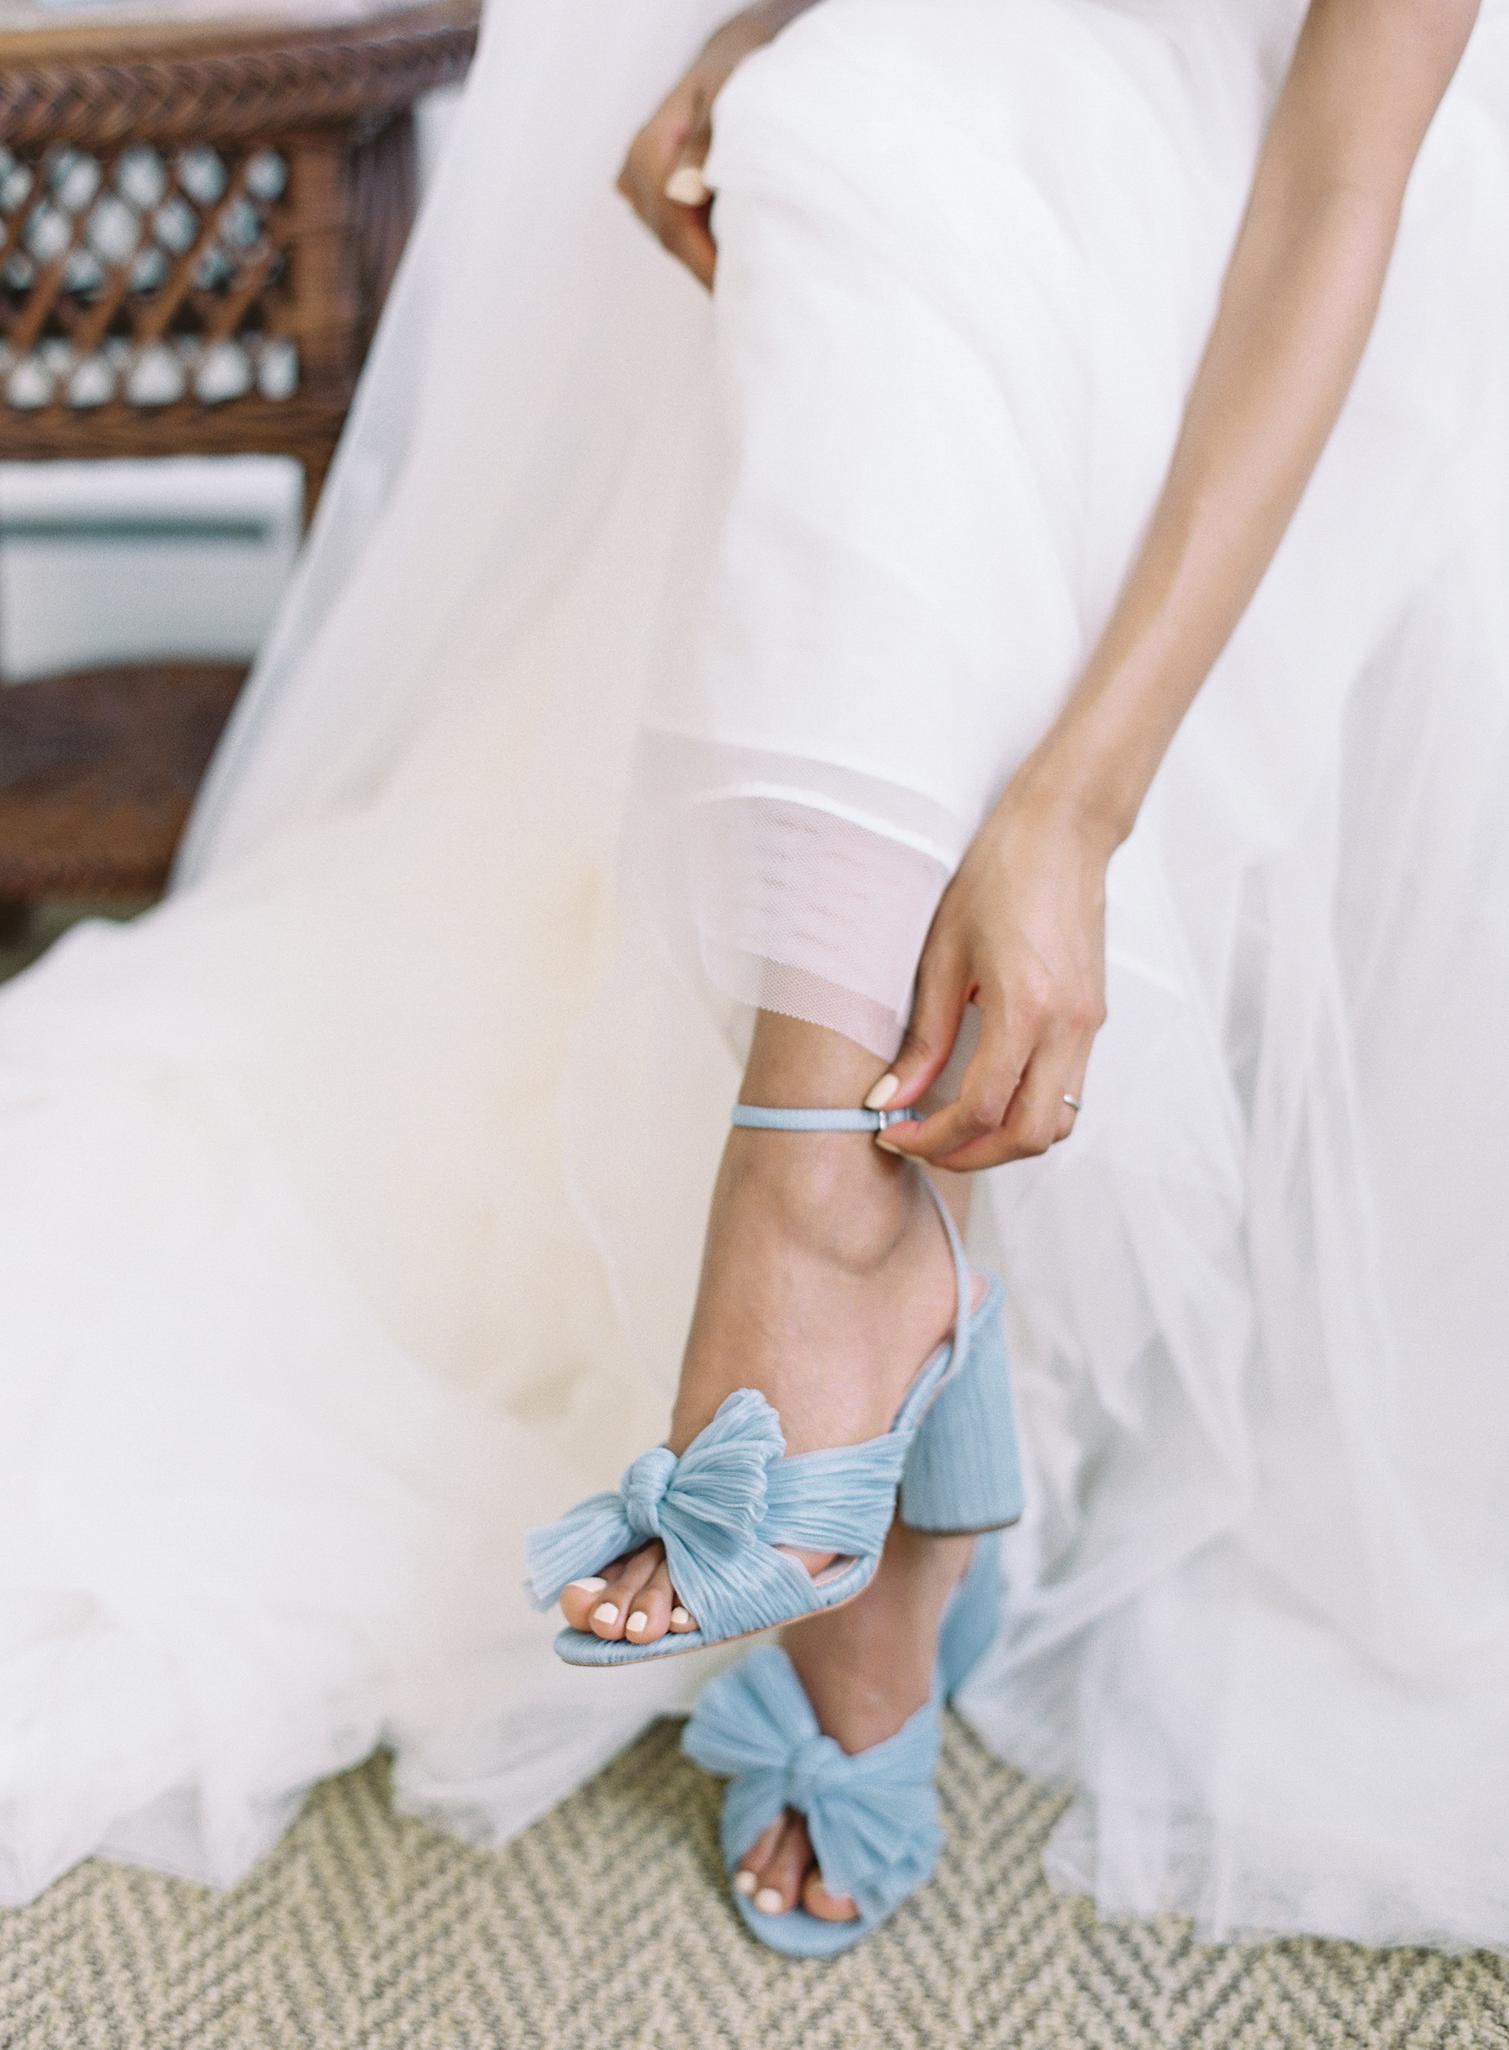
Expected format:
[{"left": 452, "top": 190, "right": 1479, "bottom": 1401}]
[
  {"left": 559, "top": 1573, "right": 611, "bottom": 1633},
  {"left": 802, "top": 1869, "right": 860, "bottom": 1923},
  {"left": 736, "top": 1813, "right": 858, "bottom": 1923},
  {"left": 750, "top": 1814, "right": 813, "bottom": 1918},
  {"left": 733, "top": 1818, "right": 784, "bottom": 1903},
  {"left": 558, "top": 1544, "right": 687, "bottom": 1643},
  {"left": 622, "top": 1558, "right": 677, "bottom": 1645},
  {"left": 584, "top": 1546, "right": 661, "bottom": 1640}
]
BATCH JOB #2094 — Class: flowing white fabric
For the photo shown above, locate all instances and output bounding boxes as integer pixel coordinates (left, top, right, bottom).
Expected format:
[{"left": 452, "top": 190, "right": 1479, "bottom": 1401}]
[{"left": 2, "top": 0, "right": 1508, "bottom": 1951}]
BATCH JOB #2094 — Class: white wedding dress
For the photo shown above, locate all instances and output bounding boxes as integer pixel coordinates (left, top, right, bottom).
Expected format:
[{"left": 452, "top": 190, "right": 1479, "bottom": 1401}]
[{"left": 4, "top": 0, "right": 1508, "bottom": 1950}]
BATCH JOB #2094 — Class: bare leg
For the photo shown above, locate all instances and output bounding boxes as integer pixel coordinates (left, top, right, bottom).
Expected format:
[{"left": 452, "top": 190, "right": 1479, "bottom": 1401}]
[
  {"left": 724, "top": 1053, "right": 981, "bottom": 1925},
  {"left": 557, "top": 1008, "right": 963, "bottom": 1641},
  {"left": 557, "top": 1009, "right": 980, "bottom": 1922}
]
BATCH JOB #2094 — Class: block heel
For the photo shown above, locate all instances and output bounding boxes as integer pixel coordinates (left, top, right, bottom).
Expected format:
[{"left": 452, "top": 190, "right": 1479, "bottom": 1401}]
[
  {"left": 937, "top": 1530, "right": 1002, "bottom": 1692},
  {"left": 899, "top": 1283, "right": 1024, "bottom": 1534}
]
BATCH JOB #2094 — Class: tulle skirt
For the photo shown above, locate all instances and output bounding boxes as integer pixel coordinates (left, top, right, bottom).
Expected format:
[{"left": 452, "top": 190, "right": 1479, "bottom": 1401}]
[{"left": 2, "top": 0, "right": 1508, "bottom": 1951}]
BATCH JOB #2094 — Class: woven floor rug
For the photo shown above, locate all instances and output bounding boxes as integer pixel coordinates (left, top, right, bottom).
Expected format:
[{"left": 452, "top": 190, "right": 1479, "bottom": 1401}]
[{"left": 1, "top": 1718, "right": 1505, "bottom": 2050}]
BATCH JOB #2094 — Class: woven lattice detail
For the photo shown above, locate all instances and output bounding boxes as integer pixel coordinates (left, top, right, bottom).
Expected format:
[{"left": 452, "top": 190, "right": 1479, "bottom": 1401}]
[
  {"left": 0, "top": 2, "right": 477, "bottom": 909},
  {"left": 1, "top": 142, "right": 297, "bottom": 411}
]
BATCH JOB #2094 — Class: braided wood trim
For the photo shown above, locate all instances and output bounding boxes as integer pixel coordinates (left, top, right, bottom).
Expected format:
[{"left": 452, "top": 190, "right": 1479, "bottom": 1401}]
[
  {"left": 0, "top": 388, "right": 354, "bottom": 462},
  {"left": 0, "top": 10, "right": 479, "bottom": 148}
]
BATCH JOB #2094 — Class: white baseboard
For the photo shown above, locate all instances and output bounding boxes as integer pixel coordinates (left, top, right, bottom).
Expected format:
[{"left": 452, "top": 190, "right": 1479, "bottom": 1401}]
[{"left": 0, "top": 455, "right": 303, "bottom": 681}]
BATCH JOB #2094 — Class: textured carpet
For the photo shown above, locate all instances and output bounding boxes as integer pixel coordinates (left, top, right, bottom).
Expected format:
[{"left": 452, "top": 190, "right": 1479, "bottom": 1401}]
[{"left": 1, "top": 1719, "right": 1505, "bottom": 2050}]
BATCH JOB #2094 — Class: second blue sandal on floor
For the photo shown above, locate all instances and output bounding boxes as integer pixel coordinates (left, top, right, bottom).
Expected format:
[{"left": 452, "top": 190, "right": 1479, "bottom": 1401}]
[
  {"left": 681, "top": 1536, "right": 1002, "bottom": 1956},
  {"left": 524, "top": 1105, "right": 1025, "bottom": 1667}
]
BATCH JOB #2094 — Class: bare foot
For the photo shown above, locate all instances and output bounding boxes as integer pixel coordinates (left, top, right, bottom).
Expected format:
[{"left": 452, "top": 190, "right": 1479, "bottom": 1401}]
[
  {"left": 557, "top": 1016, "right": 967, "bottom": 1646},
  {"left": 734, "top": 1524, "right": 975, "bottom": 1922}
]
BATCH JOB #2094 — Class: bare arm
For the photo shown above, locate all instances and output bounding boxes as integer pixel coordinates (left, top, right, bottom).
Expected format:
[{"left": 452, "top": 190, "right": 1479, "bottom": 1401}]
[
  {"left": 1019, "top": 0, "right": 1482, "bottom": 844},
  {"left": 877, "top": 0, "right": 1482, "bottom": 1167}
]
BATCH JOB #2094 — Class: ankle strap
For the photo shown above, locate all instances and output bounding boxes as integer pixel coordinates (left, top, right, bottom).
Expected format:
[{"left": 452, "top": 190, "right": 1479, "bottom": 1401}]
[{"left": 730, "top": 1105, "right": 921, "bottom": 1133}]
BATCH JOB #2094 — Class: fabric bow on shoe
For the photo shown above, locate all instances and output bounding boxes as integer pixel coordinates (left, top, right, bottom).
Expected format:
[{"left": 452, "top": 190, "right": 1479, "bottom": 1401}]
[
  {"left": 682, "top": 1645, "right": 945, "bottom": 1916},
  {"left": 525, "top": 1390, "right": 792, "bottom": 1638}
]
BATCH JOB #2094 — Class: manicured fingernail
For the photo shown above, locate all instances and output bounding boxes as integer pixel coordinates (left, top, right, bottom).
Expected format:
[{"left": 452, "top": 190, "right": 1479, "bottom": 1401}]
[
  {"left": 625, "top": 1612, "right": 648, "bottom": 1636},
  {"left": 670, "top": 1606, "right": 692, "bottom": 1629},
  {"left": 733, "top": 1870, "right": 758, "bottom": 1897},
  {"left": 864, "top": 1073, "right": 899, "bottom": 1110},
  {"left": 875, "top": 1136, "right": 904, "bottom": 1155},
  {"left": 569, "top": 1577, "right": 607, "bottom": 1595},
  {"left": 753, "top": 1887, "right": 785, "bottom": 1916},
  {"left": 592, "top": 1602, "right": 619, "bottom": 1626},
  {"left": 665, "top": 163, "right": 711, "bottom": 206}
]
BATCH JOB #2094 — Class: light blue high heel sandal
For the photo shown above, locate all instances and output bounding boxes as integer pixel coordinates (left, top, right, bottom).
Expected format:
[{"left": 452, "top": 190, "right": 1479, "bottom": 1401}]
[
  {"left": 525, "top": 1105, "right": 1023, "bottom": 1668},
  {"left": 681, "top": 1536, "right": 1002, "bottom": 1957}
]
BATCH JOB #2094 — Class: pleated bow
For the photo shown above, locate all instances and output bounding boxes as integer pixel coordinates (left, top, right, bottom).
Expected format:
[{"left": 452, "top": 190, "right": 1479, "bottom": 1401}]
[
  {"left": 682, "top": 1646, "right": 945, "bottom": 1914},
  {"left": 525, "top": 1390, "right": 788, "bottom": 1634}
]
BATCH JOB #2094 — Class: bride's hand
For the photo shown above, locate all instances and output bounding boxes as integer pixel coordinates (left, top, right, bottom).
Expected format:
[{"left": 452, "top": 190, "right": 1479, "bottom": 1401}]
[
  {"left": 868, "top": 777, "right": 1114, "bottom": 1172},
  {"left": 617, "top": 2, "right": 801, "bottom": 288}
]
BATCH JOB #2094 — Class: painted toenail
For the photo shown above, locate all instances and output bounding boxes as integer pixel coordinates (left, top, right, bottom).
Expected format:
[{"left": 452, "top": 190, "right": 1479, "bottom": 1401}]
[
  {"left": 670, "top": 1607, "right": 692, "bottom": 1629},
  {"left": 753, "top": 1888, "right": 785, "bottom": 1916},
  {"left": 733, "top": 1871, "right": 758, "bottom": 1897},
  {"left": 625, "top": 1612, "right": 648, "bottom": 1635},
  {"left": 569, "top": 1577, "right": 607, "bottom": 1595},
  {"left": 592, "top": 1602, "right": 619, "bottom": 1625}
]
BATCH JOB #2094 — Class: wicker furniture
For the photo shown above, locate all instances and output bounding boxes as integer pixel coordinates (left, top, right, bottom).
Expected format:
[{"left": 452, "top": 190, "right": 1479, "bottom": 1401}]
[{"left": 0, "top": 0, "right": 479, "bottom": 917}]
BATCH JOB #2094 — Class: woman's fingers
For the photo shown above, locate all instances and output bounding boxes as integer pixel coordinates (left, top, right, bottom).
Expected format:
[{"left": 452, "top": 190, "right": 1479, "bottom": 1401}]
[
  {"left": 618, "top": 92, "right": 718, "bottom": 289},
  {"left": 878, "top": 1003, "right": 1031, "bottom": 1165},
  {"left": 861, "top": 772, "right": 1110, "bottom": 1167},
  {"left": 932, "top": 1031, "right": 1085, "bottom": 1172},
  {"left": 664, "top": 112, "right": 713, "bottom": 206},
  {"left": 866, "top": 938, "right": 970, "bottom": 1113},
  {"left": 662, "top": 116, "right": 717, "bottom": 286},
  {"left": 880, "top": 976, "right": 1101, "bottom": 1172},
  {"left": 660, "top": 200, "right": 718, "bottom": 290},
  {"left": 1056, "top": 1035, "right": 1093, "bottom": 1141}
]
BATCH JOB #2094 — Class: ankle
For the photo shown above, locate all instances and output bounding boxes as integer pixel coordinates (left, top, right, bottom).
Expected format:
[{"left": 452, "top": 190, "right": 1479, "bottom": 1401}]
[
  {"left": 781, "top": 1531, "right": 975, "bottom": 1743},
  {"left": 722, "top": 1130, "right": 920, "bottom": 1276}
]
